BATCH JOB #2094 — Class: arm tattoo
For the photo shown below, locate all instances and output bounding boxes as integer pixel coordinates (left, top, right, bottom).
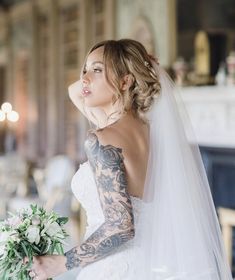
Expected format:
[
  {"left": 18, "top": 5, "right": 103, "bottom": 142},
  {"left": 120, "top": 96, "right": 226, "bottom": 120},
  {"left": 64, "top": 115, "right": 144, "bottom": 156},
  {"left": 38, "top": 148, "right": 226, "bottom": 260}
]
[{"left": 65, "top": 132, "right": 135, "bottom": 270}]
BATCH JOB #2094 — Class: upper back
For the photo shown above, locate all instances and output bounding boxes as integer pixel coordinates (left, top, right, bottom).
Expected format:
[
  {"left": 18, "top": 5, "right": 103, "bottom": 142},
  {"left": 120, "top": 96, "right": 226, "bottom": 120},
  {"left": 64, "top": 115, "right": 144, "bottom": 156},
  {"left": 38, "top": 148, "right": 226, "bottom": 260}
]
[{"left": 85, "top": 113, "right": 149, "bottom": 199}]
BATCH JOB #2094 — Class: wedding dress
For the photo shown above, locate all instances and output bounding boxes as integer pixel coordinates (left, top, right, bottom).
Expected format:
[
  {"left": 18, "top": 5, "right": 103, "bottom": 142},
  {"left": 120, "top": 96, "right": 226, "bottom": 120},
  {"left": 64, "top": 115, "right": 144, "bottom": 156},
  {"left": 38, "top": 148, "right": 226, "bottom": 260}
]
[
  {"left": 69, "top": 62, "right": 233, "bottom": 280},
  {"left": 71, "top": 160, "right": 143, "bottom": 280}
]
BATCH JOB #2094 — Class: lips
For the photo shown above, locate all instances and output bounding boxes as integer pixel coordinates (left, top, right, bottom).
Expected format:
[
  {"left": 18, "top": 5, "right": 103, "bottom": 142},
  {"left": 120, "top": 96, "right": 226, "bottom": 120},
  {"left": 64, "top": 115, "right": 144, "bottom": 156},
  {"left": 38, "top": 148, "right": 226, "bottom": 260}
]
[{"left": 82, "top": 87, "right": 92, "bottom": 97}]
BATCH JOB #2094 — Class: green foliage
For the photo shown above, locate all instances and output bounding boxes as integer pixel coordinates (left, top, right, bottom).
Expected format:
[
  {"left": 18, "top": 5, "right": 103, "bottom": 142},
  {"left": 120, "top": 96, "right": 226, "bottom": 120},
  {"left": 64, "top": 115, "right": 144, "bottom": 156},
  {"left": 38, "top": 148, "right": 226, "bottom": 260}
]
[{"left": 0, "top": 204, "right": 69, "bottom": 280}]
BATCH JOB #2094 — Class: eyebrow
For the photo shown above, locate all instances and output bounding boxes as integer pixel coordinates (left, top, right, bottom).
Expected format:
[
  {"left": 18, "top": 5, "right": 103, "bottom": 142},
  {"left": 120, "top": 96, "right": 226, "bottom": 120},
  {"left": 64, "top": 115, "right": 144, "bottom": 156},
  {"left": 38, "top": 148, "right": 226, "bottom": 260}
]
[{"left": 84, "top": 61, "right": 104, "bottom": 68}]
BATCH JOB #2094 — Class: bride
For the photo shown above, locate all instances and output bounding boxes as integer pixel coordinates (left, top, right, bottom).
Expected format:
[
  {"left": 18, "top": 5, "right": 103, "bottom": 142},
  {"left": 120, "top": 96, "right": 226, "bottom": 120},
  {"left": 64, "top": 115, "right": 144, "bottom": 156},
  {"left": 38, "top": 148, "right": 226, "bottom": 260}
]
[{"left": 28, "top": 39, "right": 233, "bottom": 280}]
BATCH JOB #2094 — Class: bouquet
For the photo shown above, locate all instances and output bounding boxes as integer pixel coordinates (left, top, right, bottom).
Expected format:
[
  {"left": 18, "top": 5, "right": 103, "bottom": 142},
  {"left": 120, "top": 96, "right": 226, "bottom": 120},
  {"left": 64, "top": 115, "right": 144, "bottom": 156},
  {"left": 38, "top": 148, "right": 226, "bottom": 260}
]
[{"left": 0, "top": 204, "right": 69, "bottom": 280}]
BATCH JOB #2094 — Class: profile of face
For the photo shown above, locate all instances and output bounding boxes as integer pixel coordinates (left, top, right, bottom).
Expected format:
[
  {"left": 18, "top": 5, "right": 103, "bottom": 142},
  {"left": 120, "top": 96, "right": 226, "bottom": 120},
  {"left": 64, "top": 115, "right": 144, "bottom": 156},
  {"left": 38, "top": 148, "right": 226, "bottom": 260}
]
[
  {"left": 69, "top": 39, "right": 160, "bottom": 123},
  {"left": 81, "top": 46, "right": 116, "bottom": 111}
]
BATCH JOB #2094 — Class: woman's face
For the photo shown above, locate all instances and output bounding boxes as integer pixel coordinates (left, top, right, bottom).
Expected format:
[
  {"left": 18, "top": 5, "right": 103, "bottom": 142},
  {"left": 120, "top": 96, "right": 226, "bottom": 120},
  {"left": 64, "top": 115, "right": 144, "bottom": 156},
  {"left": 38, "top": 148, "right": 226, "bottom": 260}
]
[{"left": 81, "top": 46, "right": 116, "bottom": 111}]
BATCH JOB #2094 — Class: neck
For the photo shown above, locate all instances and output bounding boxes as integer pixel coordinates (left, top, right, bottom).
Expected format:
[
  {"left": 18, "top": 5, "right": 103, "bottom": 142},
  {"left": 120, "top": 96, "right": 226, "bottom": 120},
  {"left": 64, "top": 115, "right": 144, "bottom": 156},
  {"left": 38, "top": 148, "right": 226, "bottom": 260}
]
[
  {"left": 97, "top": 106, "right": 134, "bottom": 129},
  {"left": 107, "top": 110, "right": 135, "bottom": 127},
  {"left": 98, "top": 101, "right": 122, "bottom": 126}
]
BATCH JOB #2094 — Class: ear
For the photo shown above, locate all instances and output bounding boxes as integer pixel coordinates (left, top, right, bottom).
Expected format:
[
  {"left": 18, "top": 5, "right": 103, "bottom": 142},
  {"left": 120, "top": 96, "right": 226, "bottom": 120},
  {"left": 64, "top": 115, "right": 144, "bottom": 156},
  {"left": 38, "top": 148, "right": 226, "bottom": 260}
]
[{"left": 120, "top": 74, "right": 134, "bottom": 91}]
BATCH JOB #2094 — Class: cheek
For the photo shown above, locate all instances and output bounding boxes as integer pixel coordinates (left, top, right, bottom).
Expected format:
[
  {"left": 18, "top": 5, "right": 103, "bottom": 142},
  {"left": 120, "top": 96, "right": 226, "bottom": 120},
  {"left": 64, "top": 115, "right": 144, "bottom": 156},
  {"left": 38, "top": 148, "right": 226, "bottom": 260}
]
[{"left": 85, "top": 77, "right": 116, "bottom": 107}]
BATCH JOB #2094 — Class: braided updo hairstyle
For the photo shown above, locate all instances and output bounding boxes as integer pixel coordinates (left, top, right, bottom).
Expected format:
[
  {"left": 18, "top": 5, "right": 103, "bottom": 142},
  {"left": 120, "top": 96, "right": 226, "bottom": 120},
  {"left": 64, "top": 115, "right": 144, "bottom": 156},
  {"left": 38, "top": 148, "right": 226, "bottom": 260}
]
[{"left": 86, "top": 39, "right": 161, "bottom": 123}]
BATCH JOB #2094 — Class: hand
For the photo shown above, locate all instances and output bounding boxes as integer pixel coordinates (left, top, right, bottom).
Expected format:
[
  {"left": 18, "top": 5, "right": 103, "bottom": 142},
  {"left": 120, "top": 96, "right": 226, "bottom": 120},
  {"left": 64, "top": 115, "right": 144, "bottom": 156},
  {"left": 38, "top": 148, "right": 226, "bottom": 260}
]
[
  {"left": 68, "top": 80, "right": 83, "bottom": 99},
  {"left": 26, "top": 255, "right": 67, "bottom": 280}
]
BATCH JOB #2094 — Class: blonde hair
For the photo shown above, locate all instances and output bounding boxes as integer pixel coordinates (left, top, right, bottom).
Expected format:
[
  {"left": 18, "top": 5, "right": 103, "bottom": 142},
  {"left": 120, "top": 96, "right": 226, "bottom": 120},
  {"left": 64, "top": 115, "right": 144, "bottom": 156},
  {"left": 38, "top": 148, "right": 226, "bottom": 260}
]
[{"left": 84, "top": 39, "right": 161, "bottom": 123}]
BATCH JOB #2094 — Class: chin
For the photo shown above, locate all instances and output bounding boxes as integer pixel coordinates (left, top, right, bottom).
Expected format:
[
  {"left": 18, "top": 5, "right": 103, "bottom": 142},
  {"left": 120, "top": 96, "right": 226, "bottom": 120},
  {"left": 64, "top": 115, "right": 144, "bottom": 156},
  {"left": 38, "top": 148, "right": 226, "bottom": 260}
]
[
  {"left": 84, "top": 98, "right": 112, "bottom": 109},
  {"left": 83, "top": 98, "right": 99, "bottom": 108}
]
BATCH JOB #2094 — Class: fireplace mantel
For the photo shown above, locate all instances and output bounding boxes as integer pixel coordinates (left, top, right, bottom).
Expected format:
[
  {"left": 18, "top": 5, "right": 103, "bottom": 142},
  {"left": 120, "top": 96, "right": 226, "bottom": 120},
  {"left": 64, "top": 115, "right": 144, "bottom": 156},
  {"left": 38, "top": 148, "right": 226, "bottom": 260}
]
[{"left": 180, "top": 85, "right": 235, "bottom": 148}]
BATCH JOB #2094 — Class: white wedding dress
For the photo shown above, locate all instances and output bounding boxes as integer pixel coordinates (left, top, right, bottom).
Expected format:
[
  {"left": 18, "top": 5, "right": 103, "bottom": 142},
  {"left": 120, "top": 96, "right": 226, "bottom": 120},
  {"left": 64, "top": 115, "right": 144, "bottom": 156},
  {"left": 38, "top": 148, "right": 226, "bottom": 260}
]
[
  {"left": 68, "top": 63, "right": 233, "bottom": 280},
  {"left": 71, "top": 161, "right": 143, "bottom": 280}
]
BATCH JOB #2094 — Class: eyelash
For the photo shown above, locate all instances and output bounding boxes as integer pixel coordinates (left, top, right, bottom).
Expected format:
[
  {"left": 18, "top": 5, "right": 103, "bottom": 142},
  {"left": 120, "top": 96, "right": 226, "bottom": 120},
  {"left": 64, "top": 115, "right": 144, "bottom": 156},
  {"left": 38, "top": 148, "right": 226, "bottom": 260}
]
[
  {"left": 94, "top": 68, "right": 102, "bottom": 73},
  {"left": 83, "top": 68, "right": 102, "bottom": 74}
]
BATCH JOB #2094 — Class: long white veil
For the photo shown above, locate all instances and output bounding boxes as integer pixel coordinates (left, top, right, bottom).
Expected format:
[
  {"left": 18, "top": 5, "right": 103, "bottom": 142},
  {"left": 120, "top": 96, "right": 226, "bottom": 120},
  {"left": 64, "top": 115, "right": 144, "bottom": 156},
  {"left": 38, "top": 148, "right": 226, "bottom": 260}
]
[{"left": 134, "top": 62, "right": 233, "bottom": 280}]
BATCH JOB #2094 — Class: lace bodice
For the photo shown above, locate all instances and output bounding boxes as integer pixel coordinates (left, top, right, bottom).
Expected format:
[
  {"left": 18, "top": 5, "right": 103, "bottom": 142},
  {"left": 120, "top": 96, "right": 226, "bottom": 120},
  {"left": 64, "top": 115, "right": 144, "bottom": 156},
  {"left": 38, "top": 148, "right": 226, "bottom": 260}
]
[
  {"left": 71, "top": 161, "right": 143, "bottom": 239},
  {"left": 71, "top": 161, "right": 145, "bottom": 279}
]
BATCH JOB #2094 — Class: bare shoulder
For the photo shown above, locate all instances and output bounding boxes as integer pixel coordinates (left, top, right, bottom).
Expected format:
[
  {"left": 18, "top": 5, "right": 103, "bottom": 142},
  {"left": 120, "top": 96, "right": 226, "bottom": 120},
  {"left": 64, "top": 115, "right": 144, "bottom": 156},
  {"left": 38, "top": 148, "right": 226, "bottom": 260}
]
[
  {"left": 85, "top": 128, "right": 125, "bottom": 156},
  {"left": 84, "top": 129, "right": 126, "bottom": 176},
  {"left": 84, "top": 115, "right": 148, "bottom": 158}
]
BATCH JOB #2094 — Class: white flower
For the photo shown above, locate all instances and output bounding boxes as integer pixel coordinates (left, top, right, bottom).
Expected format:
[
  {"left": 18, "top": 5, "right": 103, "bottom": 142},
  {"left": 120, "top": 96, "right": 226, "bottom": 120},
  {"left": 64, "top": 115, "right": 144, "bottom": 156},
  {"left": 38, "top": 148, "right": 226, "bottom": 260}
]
[
  {"left": 11, "top": 232, "right": 20, "bottom": 243},
  {"left": 32, "top": 216, "right": 41, "bottom": 226},
  {"left": 0, "top": 231, "right": 11, "bottom": 244},
  {"left": 7, "top": 216, "right": 22, "bottom": 228},
  {"left": 0, "top": 243, "right": 6, "bottom": 257},
  {"left": 18, "top": 207, "right": 34, "bottom": 219},
  {"left": 26, "top": 207, "right": 33, "bottom": 216},
  {"left": 46, "top": 222, "right": 62, "bottom": 237},
  {"left": 25, "top": 226, "right": 40, "bottom": 244}
]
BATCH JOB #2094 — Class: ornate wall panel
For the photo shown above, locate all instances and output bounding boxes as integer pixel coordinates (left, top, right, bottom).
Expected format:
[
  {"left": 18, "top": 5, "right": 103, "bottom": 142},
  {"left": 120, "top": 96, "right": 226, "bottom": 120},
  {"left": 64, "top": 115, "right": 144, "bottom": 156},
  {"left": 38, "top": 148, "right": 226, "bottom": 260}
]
[
  {"left": 58, "top": 0, "right": 83, "bottom": 162},
  {"left": 37, "top": 14, "right": 49, "bottom": 161},
  {"left": 89, "top": 0, "right": 115, "bottom": 45},
  {"left": 116, "top": 0, "right": 177, "bottom": 67},
  {"left": 0, "top": 9, "right": 8, "bottom": 104},
  {"left": 9, "top": 2, "right": 35, "bottom": 159},
  {"left": 0, "top": 0, "right": 116, "bottom": 165},
  {"left": 35, "top": 0, "right": 54, "bottom": 165}
]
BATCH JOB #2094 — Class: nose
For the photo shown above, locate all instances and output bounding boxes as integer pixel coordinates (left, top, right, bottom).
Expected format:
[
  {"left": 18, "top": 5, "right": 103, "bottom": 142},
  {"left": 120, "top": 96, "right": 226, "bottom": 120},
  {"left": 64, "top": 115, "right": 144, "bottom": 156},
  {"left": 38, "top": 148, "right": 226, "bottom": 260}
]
[{"left": 82, "top": 72, "right": 90, "bottom": 86}]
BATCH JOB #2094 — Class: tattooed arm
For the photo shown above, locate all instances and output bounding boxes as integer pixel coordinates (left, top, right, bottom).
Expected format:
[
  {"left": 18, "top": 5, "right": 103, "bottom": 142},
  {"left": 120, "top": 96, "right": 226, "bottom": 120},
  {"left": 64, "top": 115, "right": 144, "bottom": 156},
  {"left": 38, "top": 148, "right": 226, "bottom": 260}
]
[{"left": 64, "top": 132, "right": 135, "bottom": 270}]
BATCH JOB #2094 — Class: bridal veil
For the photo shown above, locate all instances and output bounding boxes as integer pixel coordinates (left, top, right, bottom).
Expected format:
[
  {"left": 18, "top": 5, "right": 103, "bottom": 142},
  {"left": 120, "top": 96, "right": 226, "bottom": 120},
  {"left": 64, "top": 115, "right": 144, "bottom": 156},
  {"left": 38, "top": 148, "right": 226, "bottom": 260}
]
[{"left": 134, "top": 62, "right": 233, "bottom": 280}]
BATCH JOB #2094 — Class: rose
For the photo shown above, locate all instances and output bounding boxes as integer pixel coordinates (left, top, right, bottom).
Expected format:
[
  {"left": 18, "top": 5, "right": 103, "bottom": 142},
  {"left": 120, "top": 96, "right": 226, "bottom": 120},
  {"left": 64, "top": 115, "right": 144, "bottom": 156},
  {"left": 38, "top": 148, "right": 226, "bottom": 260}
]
[
  {"left": 32, "top": 215, "right": 41, "bottom": 226},
  {"left": 0, "top": 230, "right": 20, "bottom": 245},
  {"left": 0, "top": 244, "right": 5, "bottom": 256},
  {"left": 46, "top": 222, "right": 62, "bottom": 237},
  {"left": 0, "top": 242, "right": 7, "bottom": 258},
  {"left": 7, "top": 216, "right": 22, "bottom": 228},
  {"left": 0, "top": 231, "right": 10, "bottom": 257},
  {"left": 10, "top": 232, "right": 20, "bottom": 243},
  {"left": 25, "top": 225, "right": 40, "bottom": 244},
  {"left": 116, "top": 170, "right": 127, "bottom": 190},
  {"left": 0, "top": 231, "right": 11, "bottom": 244},
  {"left": 99, "top": 146, "right": 123, "bottom": 168}
]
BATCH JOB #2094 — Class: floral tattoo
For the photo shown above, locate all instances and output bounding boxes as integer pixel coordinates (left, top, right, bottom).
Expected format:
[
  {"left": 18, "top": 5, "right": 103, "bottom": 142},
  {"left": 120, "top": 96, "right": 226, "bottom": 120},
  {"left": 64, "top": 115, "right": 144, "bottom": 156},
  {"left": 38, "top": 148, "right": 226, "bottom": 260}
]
[{"left": 65, "top": 132, "right": 135, "bottom": 270}]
